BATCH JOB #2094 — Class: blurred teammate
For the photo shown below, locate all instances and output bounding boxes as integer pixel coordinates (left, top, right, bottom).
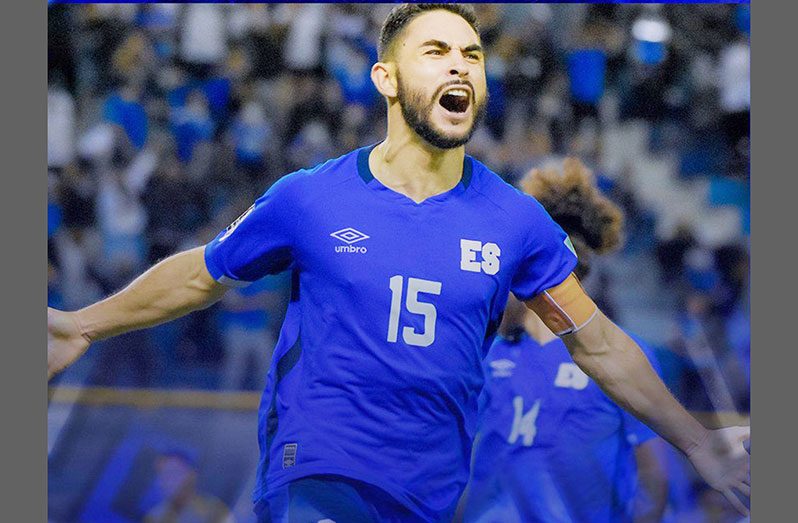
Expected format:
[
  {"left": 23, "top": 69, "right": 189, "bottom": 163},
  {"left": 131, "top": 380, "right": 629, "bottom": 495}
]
[
  {"left": 462, "top": 159, "right": 669, "bottom": 523},
  {"left": 48, "top": 4, "right": 749, "bottom": 522},
  {"left": 145, "top": 448, "right": 235, "bottom": 523}
]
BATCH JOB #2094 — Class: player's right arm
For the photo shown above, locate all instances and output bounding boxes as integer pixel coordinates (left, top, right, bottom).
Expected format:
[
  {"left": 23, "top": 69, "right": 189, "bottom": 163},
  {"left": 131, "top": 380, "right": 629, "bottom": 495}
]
[{"left": 48, "top": 247, "right": 228, "bottom": 380}]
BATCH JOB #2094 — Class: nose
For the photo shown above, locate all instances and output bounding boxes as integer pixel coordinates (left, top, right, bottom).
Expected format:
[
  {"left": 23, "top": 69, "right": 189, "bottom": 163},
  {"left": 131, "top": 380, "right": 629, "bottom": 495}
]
[{"left": 448, "top": 53, "right": 470, "bottom": 78}]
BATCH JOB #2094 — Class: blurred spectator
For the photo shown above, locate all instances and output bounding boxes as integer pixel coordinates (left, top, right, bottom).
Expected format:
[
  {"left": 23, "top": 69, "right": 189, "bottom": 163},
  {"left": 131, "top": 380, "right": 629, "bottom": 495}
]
[
  {"left": 78, "top": 4, "right": 139, "bottom": 95},
  {"left": 104, "top": 81, "right": 149, "bottom": 151},
  {"left": 283, "top": 75, "right": 342, "bottom": 147},
  {"left": 179, "top": 4, "right": 228, "bottom": 79},
  {"left": 286, "top": 120, "right": 335, "bottom": 173},
  {"left": 480, "top": 36, "right": 510, "bottom": 140},
  {"left": 219, "top": 273, "right": 289, "bottom": 391},
  {"left": 111, "top": 29, "right": 158, "bottom": 90},
  {"left": 327, "top": 39, "right": 379, "bottom": 110},
  {"left": 567, "top": 36, "right": 606, "bottom": 126},
  {"left": 282, "top": 4, "right": 326, "bottom": 75},
  {"left": 57, "top": 161, "right": 98, "bottom": 231},
  {"left": 145, "top": 449, "right": 235, "bottom": 523},
  {"left": 711, "top": 243, "right": 749, "bottom": 317},
  {"left": 96, "top": 154, "right": 148, "bottom": 279},
  {"left": 48, "top": 5, "right": 77, "bottom": 93},
  {"left": 141, "top": 151, "right": 212, "bottom": 265},
  {"left": 243, "top": 5, "right": 289, "bottom": 82},
  {"left": 202, "top": 73, "right": 233, "bottom": 132},
  {"left": 51, "top": 225, "right": 104, "bottom": 310},
  {"left": 228, "top": 99, "right": 274, "bottom": 190},
  {"left": 48, "top": 79, "right": 77, "bottom": 171},
  {"left": 717, "top": 32, "right": 750, "bottom": 177},
  {"left": 655, "top": 223, "right": 697, "bottom": 285},
  {"left": 684, "top": 245, "right": 719, "bottom": 294},
  {"left": 77, "top": 122, "right": 117, "bottom": 167},
  {"left": 137, "top": 4, "right": 179, "bottom": 37},
  {"left": 170, "top": 89, "right": 216, "bottom": 164},
  {"left": 165, "top": 67, "right": 233, "bottom": 135},
  {"left": 502, "top": 9, "right": 558, "bottom": 125}
]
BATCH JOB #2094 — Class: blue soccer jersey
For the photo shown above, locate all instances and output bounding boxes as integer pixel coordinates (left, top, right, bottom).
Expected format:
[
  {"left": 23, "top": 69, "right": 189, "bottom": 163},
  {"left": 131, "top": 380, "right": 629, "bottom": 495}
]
[
  {"left": 463, "top": 332, "right": 661, "bottom": 523},
  {"left": 204, "top": 144, "right": 577, "bottom": 521}
]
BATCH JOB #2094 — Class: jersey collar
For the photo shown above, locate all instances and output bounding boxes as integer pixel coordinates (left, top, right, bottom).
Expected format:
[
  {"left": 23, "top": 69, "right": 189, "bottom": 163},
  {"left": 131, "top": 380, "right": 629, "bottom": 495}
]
[{"left": 357, "top": 143, "right": 474, "bottom": 190}]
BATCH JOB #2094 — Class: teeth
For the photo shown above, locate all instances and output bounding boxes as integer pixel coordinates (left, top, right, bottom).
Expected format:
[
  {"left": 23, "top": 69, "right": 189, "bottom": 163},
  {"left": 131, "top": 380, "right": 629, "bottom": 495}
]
[{"left": 446, "top": 89, "right": 469, "bottom": 97}]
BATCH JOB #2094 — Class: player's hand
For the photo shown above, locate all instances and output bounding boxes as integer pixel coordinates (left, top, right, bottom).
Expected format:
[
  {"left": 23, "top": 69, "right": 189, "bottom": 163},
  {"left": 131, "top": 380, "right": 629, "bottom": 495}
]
[
  {"left": 687, "top": 426, "right": 751, "bottom": 515},
  {"left": 48, "top": 307, "right": 91, "bottom": 381}
]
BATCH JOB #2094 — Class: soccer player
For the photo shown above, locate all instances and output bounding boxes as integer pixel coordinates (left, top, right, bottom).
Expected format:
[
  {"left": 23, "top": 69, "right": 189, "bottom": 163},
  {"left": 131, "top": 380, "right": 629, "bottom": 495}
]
[
  {"left": 48, "top": 4, "right": 750, "bottom": 522},
  {"left": 461, "top": 159, "right": 670, "bottom": 523}
]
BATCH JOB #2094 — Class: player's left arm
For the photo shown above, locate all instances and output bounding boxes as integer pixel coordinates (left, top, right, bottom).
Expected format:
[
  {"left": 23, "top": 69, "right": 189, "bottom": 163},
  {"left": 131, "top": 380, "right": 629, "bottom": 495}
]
[{"left": 525, "top": 274, "right": 750, "bottom": 514}]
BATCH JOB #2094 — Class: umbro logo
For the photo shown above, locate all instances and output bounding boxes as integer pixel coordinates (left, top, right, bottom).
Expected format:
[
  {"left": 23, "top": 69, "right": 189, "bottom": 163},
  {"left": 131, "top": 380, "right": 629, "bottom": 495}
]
[
  {"left": 331, "top": 228, "right": 370, "bottom": 244},
  {"left": 489, "top": 358, "right": 516, "bottom": 378},
  {"left": 331, "top": 227, "right": 369, "bottom": 253}
]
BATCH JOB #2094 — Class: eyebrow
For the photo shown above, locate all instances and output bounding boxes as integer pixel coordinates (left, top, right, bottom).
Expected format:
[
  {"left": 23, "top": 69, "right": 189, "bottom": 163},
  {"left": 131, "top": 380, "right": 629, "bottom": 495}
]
[{"left": 420, "top": 40, "right": 483, "bottom": 54}]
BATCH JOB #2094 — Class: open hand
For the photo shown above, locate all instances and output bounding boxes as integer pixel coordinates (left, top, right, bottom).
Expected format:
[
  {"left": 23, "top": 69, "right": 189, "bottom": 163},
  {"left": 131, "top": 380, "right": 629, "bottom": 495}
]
[{"left": 687, "top": 425, "right": 751, "bottom": 515}]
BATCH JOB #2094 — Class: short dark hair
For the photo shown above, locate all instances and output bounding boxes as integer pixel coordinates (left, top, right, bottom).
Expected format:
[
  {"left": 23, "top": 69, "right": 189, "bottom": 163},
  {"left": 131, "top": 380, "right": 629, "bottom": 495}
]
[{"left": 378, "top": 3, "right": 480, "bottom": 61}]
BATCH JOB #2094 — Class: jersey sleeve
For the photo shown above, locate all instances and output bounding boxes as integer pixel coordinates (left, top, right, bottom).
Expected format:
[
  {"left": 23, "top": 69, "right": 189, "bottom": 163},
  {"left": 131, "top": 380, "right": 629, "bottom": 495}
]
[
  {"left": 510, "top": 197, "right": 579, "bottom": 302},
  {"left": 622, "top": 335, "right": 664, "bottom": 447},
  {"left": 204, "top": 174, "right": 301, "bottom": 287}
]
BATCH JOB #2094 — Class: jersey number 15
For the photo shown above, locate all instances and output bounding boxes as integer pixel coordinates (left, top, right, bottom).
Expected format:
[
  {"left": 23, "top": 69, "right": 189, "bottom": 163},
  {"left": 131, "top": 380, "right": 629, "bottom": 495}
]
[{"left": 387, "top": 275, "right": 441, "bottom": 347}]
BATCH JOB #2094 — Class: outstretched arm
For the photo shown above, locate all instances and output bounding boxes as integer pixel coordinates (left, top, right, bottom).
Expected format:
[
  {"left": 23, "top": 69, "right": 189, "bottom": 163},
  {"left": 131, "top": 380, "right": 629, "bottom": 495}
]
[
  {"left": 48, "top": 246, "right": 228, "bottom": 380},
  {"left": 560, "top": 311, "right": 750, "bottom": 514},
  {"left": 524, "top": 275, "right": 750, "bottom": 514},
  {"left": 561, "top": 310, "right": 707, "bottom": 454}
]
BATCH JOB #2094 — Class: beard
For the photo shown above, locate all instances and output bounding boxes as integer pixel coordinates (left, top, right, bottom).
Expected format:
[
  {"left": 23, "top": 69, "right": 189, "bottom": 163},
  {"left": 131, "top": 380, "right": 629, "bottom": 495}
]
[{"left": 396, "top": 73, "right": 487, "bottom": 150}]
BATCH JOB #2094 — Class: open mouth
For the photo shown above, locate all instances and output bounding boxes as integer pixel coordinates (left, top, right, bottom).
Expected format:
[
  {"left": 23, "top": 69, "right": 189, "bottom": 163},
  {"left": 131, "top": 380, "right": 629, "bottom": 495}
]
[{"left": 439, "top": 88, "right": 471, "bottom": 114}]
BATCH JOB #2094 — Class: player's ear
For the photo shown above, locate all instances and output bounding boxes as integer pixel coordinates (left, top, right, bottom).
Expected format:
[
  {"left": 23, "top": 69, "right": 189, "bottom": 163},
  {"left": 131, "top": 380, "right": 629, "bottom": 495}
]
[{"left": 371, "top": 61, "right": 398, "bottom": 99}]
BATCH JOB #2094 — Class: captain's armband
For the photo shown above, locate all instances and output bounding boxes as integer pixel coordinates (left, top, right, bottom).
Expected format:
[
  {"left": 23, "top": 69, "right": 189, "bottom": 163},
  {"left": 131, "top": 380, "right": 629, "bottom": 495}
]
[{"left": 526, "top": 273, "right": 598, "bottom": 336}]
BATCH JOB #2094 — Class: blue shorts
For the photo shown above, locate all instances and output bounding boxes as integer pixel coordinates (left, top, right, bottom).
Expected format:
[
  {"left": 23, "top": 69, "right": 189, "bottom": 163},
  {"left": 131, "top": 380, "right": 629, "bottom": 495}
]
[{"left": 254, "top": 474, "right": 428, "bottom": 523}]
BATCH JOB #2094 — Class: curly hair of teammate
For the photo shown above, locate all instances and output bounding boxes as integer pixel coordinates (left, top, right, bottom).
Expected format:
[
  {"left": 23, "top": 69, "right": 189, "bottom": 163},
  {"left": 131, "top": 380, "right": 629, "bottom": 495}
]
[{"left": 520, "top": 158, "right": 624, "bottom": 279}]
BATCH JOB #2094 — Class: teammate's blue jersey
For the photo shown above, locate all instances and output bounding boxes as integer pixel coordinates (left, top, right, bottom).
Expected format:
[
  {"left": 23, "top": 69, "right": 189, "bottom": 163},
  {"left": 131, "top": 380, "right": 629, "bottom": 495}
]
[
  {"left": 204, "top": 144, "right": 577, "bottom": 521},
  {"left": 463, "top": 331, "right": 661, "bottom": 523}
]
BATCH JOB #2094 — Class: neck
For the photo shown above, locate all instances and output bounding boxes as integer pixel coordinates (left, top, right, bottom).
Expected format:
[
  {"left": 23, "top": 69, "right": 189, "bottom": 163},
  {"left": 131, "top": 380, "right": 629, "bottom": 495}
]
[{"left": 369, "top": 107, "right": 465, "bottom": 203}]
